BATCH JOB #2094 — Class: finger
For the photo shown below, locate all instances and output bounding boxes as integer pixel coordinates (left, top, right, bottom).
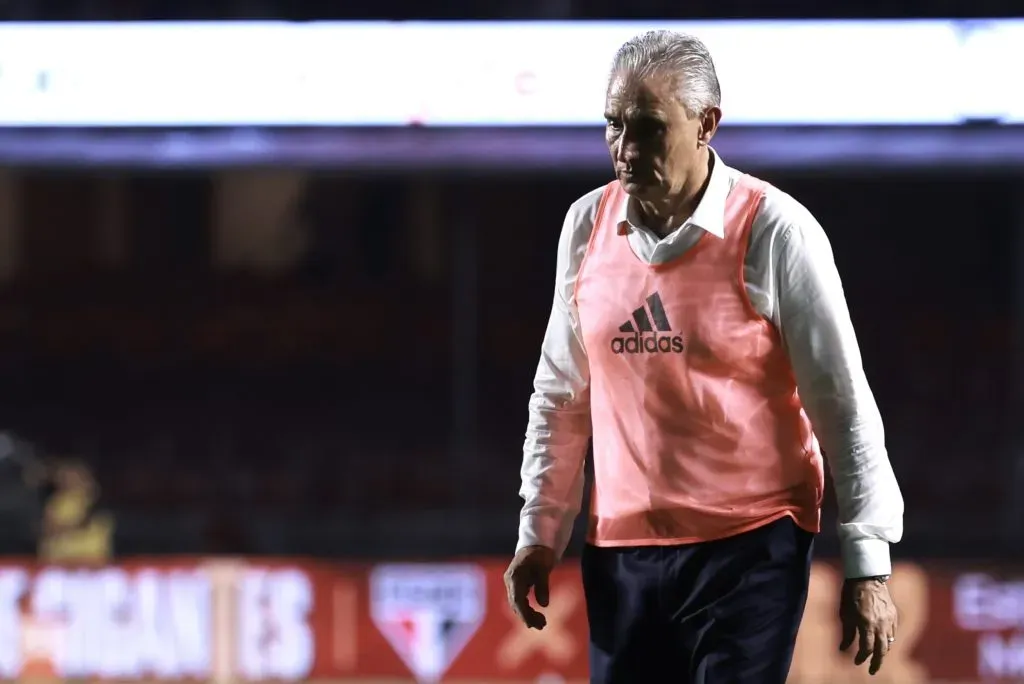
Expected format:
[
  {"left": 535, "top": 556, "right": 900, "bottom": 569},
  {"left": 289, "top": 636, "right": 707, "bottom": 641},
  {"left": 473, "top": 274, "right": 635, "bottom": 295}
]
[
  {"left": 504, "top": 572, "right": 528, "bottom": 617},
  {"left": 855, "top": 626, "right": 874, "bottom": 666},
  {"left": 505, "top": 588, "right": 526, "bottom": 627},
  {"left": 509, "top": 572, "right": 546, "bottom": 630},
  {"left": 514, "top": 587, "right": 546, "bottom": 630},
  {"left": 869, "top": 631, "right": 888, "bottom": 675},
  {"left": 503, "top": 573, "right": 519, "bottom": 614},
  {"left": 535, "top": 572, "right": 550, "bottom": 608}
]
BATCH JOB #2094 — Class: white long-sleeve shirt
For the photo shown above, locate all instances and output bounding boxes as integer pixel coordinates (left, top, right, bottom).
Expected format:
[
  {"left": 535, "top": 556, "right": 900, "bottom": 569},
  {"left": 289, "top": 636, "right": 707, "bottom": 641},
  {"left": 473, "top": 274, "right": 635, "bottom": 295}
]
[{"left": 517, "top": 149, "right": 904, "bottom": 579}]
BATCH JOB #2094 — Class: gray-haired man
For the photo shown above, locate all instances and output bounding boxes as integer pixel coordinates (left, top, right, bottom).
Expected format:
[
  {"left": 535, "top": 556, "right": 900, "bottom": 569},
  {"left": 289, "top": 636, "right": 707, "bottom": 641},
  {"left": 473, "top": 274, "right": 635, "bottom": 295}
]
[{"left": 503, "top": 30, "right": 903, "bottom": 684}]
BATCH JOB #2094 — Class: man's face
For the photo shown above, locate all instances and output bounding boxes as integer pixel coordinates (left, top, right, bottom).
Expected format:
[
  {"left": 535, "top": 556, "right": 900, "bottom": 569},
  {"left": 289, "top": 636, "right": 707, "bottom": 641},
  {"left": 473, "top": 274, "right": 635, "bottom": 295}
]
[{"left": 604, "top": 70, "right": 707, "bottom": 201}]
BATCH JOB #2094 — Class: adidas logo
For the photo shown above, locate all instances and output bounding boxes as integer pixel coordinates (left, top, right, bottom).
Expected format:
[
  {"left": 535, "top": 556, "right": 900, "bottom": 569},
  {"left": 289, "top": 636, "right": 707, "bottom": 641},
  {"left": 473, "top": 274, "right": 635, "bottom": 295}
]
[{"left": 611, "top": 292, "right": 684, "bottom": 355}]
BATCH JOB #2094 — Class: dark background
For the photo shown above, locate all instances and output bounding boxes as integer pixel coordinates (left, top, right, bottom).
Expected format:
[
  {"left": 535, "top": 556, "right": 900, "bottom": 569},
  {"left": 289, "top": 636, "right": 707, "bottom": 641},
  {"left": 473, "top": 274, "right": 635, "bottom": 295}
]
[{"left": 0, "top": 0, "right": 1021, "bottom": 567}]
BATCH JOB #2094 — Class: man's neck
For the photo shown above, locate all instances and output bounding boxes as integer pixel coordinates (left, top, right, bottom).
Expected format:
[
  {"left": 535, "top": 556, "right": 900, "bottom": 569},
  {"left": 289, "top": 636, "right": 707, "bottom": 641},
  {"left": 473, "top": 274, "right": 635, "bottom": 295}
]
[{"left": 638, "top": 150, "right": 714, "bottom": 238}]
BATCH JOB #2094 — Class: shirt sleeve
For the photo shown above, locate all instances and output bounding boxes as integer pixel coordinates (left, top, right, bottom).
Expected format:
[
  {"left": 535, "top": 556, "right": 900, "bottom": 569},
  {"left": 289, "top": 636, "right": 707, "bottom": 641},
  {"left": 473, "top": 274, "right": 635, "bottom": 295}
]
[
  {"left": 517, "top": 200, "right": 595, "bottom": 558},
  {"left": 771, "top": 204, "right": 904, "bottom": 579}
]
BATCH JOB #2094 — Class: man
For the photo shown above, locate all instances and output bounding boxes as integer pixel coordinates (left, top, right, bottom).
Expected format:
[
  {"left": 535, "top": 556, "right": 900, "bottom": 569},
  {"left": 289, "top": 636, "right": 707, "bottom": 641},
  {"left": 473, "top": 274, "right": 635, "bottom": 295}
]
[{"left": 503, "top": 30, "right": 904, "bottom": 684}]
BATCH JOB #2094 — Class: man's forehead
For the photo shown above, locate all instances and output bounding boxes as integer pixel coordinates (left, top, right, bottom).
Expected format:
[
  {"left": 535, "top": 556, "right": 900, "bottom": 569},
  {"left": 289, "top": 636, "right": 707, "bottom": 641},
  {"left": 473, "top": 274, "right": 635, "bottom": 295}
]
[{"left": 606, "top": 70, "right": 679, "bottom": 109}]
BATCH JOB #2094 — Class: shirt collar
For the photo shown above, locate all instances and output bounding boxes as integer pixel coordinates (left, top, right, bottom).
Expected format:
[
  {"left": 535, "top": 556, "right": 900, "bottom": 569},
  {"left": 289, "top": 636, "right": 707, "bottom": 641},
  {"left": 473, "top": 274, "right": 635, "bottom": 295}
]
[{"left": 616, "top": 147, "right": 730, "bottom": 239}]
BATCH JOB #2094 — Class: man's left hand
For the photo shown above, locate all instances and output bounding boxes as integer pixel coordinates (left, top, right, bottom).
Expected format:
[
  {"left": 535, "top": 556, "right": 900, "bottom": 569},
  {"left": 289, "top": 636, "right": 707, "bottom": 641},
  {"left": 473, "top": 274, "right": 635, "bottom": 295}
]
[{"left": 839, "top": 577, "right": 898, "bottom": 676}]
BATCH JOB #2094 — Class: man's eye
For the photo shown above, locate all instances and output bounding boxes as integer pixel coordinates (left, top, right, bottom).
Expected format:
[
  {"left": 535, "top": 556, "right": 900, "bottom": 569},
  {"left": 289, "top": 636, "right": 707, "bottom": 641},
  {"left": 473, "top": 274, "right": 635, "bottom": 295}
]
[{"left": 606, "top": 119, "right": 623, "bottom": 130}]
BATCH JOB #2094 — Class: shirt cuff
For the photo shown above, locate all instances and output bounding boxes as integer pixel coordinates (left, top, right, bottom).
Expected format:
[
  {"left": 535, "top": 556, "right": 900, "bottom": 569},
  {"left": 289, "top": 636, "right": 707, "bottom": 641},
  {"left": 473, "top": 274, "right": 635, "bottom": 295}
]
[
  {"left": 517, "top": 512, "right": 561, "bottom": 554},
  {"left": 841, "top": 538, "right": 892, "bottom": 578}
]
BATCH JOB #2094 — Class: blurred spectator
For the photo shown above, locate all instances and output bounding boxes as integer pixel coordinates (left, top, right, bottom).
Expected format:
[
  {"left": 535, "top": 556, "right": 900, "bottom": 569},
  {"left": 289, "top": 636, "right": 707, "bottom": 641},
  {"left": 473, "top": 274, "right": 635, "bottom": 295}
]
[
  {"left": 0, "top": 433, "right": 53, "bottom": 552},
  {"left": 38, "top": 459, "right": 114, "bottom": 564}
]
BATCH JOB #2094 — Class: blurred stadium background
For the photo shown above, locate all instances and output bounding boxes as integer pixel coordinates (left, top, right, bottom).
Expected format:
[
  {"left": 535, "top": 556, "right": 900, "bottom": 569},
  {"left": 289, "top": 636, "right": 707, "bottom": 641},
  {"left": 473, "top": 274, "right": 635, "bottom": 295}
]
[{"left": 0, "top": 0, "right": 1022, "bottom": 682}]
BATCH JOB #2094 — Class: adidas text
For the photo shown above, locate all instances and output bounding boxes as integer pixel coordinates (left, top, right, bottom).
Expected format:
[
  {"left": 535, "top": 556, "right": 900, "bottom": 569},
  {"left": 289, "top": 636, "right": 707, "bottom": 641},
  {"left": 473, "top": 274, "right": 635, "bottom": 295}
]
[{"left": 611, "top": 333, "right": 684, "bottom": 354}]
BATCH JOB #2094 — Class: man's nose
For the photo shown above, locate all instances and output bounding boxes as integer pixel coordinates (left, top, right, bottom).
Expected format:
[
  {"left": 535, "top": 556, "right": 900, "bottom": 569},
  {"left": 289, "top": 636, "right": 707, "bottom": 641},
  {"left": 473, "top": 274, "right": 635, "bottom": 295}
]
[{"left": 615, "top": 137, "right": 638, "bottom": 164}]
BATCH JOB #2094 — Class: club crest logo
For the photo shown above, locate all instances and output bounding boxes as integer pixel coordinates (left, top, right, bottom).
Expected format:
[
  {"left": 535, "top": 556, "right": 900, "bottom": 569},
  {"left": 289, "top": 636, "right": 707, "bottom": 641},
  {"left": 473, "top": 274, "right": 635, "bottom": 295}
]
[{"left": 370, "top": 564, "right": 486, "bottom": 683}]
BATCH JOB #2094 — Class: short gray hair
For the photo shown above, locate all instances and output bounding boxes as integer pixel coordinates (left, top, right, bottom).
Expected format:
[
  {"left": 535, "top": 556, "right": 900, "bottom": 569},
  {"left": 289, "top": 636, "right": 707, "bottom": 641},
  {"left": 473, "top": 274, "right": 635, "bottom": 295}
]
[{"left": 609, "top": 30, "right": 722, "bottom": 116}]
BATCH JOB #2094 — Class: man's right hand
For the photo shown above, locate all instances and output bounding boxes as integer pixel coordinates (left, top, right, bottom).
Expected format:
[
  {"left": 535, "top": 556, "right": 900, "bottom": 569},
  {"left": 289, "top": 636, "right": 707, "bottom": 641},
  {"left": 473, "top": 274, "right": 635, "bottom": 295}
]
[{"left": 503, "top": 545, "right": 556, "bottom": 630}]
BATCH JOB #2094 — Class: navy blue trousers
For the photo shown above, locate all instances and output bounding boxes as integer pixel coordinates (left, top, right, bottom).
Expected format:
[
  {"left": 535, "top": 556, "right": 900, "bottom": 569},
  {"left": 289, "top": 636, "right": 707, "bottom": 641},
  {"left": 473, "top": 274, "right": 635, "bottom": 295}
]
[{"left": 582, "top": 516, "right": 814, "bottom": 684}]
